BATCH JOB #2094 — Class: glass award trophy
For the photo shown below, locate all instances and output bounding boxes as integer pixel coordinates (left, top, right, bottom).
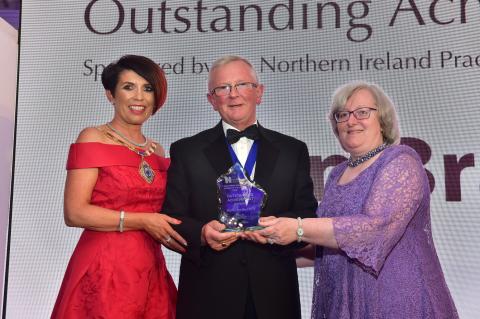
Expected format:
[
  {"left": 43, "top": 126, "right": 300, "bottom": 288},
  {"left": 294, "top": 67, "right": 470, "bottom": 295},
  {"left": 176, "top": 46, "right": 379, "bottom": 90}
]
[{"left": 217, "top": 163, "right": 267, "bottom": 232}]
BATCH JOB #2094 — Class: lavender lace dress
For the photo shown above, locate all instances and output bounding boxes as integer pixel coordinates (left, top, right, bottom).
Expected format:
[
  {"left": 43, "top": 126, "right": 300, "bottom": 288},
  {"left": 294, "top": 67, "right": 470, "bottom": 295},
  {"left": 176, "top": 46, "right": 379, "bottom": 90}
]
[{"left": 312, "top": 145, "right": 458, "bottom": 319}]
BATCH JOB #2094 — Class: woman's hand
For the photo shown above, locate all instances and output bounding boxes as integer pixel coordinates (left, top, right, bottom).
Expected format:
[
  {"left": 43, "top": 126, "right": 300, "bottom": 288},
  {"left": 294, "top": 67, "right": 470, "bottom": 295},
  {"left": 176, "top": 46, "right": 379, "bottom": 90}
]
[
  {"left": 258, "top": 216, "right": 297, "bottom": 245},
  {"left": 142, "top": 213, "right": 187, "bottom": 253},
  {"left": 240, "top": 216, "right": 277, "bottom": 244}
]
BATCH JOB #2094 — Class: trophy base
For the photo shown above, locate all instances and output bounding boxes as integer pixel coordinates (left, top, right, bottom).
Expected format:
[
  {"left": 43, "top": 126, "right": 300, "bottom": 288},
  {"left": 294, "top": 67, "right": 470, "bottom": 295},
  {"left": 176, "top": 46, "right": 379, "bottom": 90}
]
[{"left": 223, "top": 225, "right": 264, "bottom": 232}]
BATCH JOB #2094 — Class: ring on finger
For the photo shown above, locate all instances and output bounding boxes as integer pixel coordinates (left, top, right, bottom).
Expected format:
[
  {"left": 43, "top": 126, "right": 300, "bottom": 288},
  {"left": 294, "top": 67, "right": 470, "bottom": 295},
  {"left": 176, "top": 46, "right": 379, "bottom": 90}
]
[
  {"left": 221, "top": 242, "right": 227, "bottom": 247},
  {"left": 267, "top": 238, "right": 275, "bottom": 245},
  {"left": 165, "top": 236, "right": 172, "bottom": 243}
]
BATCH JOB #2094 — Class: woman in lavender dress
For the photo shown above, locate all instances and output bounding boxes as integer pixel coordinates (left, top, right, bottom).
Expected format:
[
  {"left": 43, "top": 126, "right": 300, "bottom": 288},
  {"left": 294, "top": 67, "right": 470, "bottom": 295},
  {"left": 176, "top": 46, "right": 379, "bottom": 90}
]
[{"left": 257, "top": 81, "right": 458, "bottom": 318}]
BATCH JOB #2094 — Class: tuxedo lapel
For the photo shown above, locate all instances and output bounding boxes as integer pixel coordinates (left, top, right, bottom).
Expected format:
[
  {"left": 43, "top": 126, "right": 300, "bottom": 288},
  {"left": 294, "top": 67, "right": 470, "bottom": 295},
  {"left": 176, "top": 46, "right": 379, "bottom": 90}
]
[
  {"left": 254, "top": 125, "right": 279, "bottom": 189},
  {"left": 203, "top": 122, "right": 233, "bottom": 177}
]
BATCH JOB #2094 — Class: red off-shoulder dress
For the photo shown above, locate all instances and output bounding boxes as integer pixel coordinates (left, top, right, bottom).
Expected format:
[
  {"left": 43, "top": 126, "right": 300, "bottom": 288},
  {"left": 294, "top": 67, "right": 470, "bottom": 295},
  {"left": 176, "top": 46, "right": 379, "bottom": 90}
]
[{"left": 51, "top": 142, "right": 176, "bottom": 319}]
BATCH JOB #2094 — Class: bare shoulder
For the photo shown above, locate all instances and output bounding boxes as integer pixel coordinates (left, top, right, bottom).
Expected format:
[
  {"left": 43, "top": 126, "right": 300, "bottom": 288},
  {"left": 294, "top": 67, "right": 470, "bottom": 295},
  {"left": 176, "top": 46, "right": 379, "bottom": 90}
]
[{"left": 75, "top": 126, "right": 106, "bottom": 143}]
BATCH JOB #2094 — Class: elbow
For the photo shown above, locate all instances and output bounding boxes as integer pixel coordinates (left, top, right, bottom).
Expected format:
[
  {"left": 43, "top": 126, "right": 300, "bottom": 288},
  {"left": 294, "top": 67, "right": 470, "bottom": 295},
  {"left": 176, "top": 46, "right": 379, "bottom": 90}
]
[
  {"left": 63, "top": 208, "right": 81, "bottom": 227},
  {"left": 63, "top": 213, "right": 76, "bottom": 227},
  {"left": 64, "top": 216, "right": 75, "bottom": 227}
]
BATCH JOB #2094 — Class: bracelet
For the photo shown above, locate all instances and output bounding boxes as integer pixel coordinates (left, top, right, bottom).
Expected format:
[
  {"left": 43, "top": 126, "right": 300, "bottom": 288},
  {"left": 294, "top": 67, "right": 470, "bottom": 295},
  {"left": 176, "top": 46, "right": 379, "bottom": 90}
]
[
  {"left": 118, "top": 210, "right": 125, "bottom": 233},
  {"left": 296, "top": 217, "right": 304, "bottom": 243}
]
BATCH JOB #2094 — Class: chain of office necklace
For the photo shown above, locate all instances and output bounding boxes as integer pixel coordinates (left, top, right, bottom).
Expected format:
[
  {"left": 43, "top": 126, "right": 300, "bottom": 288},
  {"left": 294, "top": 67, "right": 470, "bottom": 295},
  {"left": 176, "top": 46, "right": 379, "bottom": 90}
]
[
  {"left": 106, "top": 122, "right": 148, "bottom": 148},
  {"left": 103, "top": 130, "right": 156, "bottom": 156},
  {"left": 102, "top": 129, "right": 157, "bottom": 184},
  {"left": 347, "top": 143, "right": 388, "bottom": 168}
]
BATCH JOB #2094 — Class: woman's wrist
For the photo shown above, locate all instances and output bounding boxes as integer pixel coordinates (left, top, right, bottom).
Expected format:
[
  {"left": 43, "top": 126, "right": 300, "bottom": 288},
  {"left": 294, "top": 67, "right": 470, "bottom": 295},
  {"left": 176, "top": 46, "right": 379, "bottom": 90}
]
[{"left": 121, "top": 211, "right": 147, "bottom": 231}]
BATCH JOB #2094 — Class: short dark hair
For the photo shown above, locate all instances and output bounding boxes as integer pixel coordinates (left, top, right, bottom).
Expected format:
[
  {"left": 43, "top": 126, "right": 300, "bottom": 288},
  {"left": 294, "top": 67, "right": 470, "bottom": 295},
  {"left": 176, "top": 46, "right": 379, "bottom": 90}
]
[{"left": 101, "top": 55, "right": 167, "bottom": 114}]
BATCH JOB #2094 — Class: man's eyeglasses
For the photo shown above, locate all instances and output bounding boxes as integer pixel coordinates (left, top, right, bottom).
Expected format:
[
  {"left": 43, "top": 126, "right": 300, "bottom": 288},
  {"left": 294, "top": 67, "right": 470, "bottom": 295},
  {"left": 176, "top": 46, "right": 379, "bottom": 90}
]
[
  {"left": 210, "top": 82, "right": 258, "bottom": 97},
  {"left": 334, "top": 107, "right": 377, "bottom": 123}
]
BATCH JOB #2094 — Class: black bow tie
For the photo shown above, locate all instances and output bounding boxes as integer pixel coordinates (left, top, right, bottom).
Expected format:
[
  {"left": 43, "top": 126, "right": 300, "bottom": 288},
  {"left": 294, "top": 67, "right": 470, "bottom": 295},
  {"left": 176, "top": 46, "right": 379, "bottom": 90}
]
[{"left": 226, "top": 125, "right": 260, "bottom": 144}]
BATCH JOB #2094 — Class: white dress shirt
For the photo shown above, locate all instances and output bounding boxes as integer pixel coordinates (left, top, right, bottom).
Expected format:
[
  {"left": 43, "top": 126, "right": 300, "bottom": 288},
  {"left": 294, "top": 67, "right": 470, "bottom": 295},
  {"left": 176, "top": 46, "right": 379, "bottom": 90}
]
[{"left": 222, "top": 121, "right": 257, "bottom": 180}]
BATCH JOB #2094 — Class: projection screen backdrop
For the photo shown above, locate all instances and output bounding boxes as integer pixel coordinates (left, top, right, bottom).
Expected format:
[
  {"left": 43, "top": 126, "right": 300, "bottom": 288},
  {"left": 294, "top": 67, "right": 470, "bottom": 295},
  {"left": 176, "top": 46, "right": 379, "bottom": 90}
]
[{"left": 6, "top": 1, "right": 480, "bottom": 318}]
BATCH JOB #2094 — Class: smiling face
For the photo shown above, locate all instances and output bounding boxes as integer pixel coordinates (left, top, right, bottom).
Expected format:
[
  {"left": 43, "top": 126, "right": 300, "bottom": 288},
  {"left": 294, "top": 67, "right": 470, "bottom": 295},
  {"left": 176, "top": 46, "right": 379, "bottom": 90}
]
[
  {"left": 207, "top": 60, "right": 264, "bottom": 131},
  {"left": 106, "top": 70, "right": 155, "bottom": 127},
  {"left": 337, "top": 88, "right": 384, "bottom": 157}
]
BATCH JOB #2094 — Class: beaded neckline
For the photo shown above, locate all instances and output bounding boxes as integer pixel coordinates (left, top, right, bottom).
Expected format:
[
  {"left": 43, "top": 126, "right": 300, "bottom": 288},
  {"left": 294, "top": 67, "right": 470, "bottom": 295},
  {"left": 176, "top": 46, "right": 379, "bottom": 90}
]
[
  {"left": 347, "top": 143, "right": 389, "bottom": 167},
  {"left": 106, "top": 122, "right": 148, "bottom": 148}
]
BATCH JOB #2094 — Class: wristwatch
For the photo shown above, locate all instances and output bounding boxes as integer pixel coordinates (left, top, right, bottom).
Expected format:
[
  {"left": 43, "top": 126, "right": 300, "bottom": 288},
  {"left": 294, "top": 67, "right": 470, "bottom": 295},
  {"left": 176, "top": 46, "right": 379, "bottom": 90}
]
[{"left": 296, "top": 217, "right": 304, "bottom": 243}]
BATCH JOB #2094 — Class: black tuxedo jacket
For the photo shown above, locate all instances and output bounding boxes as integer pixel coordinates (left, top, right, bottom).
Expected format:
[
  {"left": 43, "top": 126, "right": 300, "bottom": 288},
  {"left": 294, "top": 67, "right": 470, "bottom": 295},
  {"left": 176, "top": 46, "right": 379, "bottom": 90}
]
[{"left": 162, "top": 122, "right": 317, "bottom": 319}]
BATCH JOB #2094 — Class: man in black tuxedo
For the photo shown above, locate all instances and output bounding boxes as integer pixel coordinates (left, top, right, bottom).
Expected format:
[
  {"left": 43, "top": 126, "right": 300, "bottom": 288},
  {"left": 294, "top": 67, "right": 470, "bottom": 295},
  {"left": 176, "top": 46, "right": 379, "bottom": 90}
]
[{"left": 162, "top": 55, "right": 317, "bottom": 319}]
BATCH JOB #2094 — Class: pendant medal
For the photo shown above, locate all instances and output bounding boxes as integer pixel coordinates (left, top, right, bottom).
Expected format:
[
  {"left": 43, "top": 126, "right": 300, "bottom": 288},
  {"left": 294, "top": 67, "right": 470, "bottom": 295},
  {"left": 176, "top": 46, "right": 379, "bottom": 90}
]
[
  {"left": 101, "top": 126, "right": 157, "bottom": 184},
  {"left": 139, "top": 157, "right": 155, "bottom": 184}
]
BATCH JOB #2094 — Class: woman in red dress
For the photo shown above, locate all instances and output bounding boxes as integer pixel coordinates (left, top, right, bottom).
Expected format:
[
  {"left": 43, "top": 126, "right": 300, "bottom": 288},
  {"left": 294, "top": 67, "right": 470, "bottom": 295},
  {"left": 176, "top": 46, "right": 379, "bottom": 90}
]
[{"left": 51, "top": 55, "right": 186, "bottom": 319}]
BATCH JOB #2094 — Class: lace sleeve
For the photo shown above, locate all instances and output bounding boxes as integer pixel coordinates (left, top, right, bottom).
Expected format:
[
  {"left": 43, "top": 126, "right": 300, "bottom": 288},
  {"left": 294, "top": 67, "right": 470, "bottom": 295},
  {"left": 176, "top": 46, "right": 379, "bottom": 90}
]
[{"left": 332, "top": 151, "right": 425, "bottom": 275}]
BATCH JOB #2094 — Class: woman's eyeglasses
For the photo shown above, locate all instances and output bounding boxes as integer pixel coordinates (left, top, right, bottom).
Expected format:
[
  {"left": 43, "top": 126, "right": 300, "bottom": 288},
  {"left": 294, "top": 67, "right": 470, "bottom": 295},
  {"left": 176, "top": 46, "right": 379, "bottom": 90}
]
[{"left": 334, "top": 107, "right": 377, "bottom": 123}]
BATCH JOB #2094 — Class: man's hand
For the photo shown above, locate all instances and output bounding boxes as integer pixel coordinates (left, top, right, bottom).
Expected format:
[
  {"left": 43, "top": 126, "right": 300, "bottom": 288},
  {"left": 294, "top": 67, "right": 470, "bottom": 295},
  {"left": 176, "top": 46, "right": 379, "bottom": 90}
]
[{"left": 201, "top": 220, "right": 239, "bottom": 251}]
